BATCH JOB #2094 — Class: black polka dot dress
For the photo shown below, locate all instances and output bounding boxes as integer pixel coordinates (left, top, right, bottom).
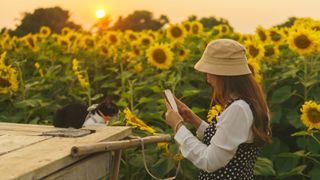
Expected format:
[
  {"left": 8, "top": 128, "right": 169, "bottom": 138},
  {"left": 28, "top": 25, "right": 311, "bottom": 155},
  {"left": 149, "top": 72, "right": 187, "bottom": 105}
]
[{"left": 198, "top": 99, "right": 262, "bottom": 180}]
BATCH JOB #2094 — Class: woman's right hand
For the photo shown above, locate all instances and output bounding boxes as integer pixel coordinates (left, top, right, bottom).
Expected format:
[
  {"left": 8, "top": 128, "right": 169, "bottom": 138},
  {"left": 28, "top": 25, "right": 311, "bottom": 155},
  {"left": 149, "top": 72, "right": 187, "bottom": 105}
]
[{"left": 174, "top": 97, "right": 202, "bottom": 129}]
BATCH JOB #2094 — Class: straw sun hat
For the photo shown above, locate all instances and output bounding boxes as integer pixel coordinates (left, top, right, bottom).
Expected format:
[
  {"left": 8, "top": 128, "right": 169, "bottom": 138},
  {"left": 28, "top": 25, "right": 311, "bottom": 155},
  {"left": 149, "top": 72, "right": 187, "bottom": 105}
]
[{"left": 194, "top": 39, "right": 252, "bottom": 76}]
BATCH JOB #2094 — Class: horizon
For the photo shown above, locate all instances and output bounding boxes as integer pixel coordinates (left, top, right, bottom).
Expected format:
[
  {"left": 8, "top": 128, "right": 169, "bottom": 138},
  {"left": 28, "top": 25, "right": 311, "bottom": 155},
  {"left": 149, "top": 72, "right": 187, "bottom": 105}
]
[{"left": 1, "top": 0, "right": 320, "bottom": 33}]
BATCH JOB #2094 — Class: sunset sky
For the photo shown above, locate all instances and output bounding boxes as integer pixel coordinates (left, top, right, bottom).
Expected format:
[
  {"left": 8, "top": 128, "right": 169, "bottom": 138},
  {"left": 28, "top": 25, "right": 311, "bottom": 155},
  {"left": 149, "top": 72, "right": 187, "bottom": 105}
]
[{"left": 1, "top": 0, "right": 320, "bottom": 33}]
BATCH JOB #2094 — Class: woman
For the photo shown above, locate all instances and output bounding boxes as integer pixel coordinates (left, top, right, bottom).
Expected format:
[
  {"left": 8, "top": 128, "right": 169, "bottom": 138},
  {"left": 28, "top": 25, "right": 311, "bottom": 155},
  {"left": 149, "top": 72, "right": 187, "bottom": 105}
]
[{"left": 165, "top": 39, "right": 272, "bottom": 179}]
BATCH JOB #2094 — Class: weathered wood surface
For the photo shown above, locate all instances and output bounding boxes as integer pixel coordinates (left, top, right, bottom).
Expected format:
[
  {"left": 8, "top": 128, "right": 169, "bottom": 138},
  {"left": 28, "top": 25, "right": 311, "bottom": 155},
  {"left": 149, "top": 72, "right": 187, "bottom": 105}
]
[
  {"left": 0, "top": 122, "right": 131, "bottom": 180},
  {"left": 44, "top": 152, "right": 112, "bottom": 180}
]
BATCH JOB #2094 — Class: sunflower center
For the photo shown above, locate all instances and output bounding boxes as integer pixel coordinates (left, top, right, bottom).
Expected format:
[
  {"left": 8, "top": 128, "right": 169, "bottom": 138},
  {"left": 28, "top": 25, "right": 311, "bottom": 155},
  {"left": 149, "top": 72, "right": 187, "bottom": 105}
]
[
  {"left": 184, "top": 24, "right": 190, "bottom": 31},
  {"left": 171, "top": 27, "right": 183, "bottom": 38},
  {"left": 258, "top": 30, "right": 267, "bottom": 41},
  {"left": 101, "top": 46, "right": 109, "bottom": 55},
  {"left": 109, "top": 35, "right": 117, "bottom": 44},
  {"left": 27, "top": 38, "right": 35, "bottom": 48},
  {"left": 69, "top": 35, "right": 76, "bottom": 41},
  {"left": 312, "top": 26, "right": 320, "bottom": 31},
  {"left": 307, "top": 109, "right": 320, "bottom": 123},
  {"left": 0, "top": 77, "right": 11, "bottom": 87},
  {"left": 129, "top": 34, "right": 137, "bottom": 41},
  {"left": 270, "top": 31, "right": 281, "bottom": 42},
  {"left": 192, "top": 25, "right": 199, "bottom": 34},
  {"left": 294, "top": 35, "right": 311, "bottom": 49},
  {"left": 85, "top": 39, "right": 94, "bottom": 47},
  {"left": 265, "top": 47, "right": 275, "bottom": 57},
  {"left": 152, "top": 49, "right": 166, "bottom": 64},
  {"left": 249, "top": 45, "right": 259, "bottom": 58},
  {"left": 142, "top": 38, "right": 151, "bottom": 46},
  {"left": 179, "top": 49, "right": 186, "bottom": 56},
  {"left": 221, "top": 26, "right": 227, "bottom": 33}
]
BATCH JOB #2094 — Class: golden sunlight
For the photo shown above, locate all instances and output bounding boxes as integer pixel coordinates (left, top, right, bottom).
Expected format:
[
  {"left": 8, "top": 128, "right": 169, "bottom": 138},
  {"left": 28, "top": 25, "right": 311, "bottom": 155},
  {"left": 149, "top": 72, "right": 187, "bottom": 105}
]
[{"left": 96, "top": 9, "right": 106, "bottom": 19}]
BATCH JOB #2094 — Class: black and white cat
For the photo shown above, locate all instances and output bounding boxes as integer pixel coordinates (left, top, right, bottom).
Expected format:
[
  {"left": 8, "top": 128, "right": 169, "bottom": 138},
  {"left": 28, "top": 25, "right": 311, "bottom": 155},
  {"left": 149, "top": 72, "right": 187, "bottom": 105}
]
[{"left": 53, "top": 97, "right": 119, "bottom": 129}]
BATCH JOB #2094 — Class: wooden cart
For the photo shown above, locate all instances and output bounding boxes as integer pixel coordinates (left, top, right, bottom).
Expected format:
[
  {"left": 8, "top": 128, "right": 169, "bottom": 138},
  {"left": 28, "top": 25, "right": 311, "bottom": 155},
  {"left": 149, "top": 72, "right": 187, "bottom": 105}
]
[{"left": 0, "top": 122, "right": 131, "bottom": 180}]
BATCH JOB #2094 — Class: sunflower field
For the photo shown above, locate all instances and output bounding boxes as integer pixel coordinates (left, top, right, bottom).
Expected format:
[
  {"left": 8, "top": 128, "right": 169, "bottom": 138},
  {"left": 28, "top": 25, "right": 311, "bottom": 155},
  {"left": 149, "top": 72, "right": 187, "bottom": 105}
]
[{"left": 1, "top": 17, "right": 320, "bottom": 179}]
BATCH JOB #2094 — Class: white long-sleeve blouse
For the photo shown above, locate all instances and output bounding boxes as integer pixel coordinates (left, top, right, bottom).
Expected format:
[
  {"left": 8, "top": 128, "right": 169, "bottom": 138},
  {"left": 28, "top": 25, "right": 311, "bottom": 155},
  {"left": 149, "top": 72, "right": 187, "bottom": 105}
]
[{"left": 174, "top": 100, "right": 254, "bottom": 172}]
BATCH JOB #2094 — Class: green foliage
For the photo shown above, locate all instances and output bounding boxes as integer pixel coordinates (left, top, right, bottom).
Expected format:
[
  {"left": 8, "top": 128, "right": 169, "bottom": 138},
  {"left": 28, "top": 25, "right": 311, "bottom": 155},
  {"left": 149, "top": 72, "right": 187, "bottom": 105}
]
[
  {"left": 9, "top": 6, "right": 81, "bottom": 37},
  {"left": 110, "top": 10, "right": 169, "bottom": 31}
]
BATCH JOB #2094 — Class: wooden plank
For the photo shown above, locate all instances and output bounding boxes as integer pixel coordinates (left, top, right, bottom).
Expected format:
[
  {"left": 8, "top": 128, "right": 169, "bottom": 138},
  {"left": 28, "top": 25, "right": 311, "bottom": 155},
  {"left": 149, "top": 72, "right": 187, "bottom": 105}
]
[
  {"left": 43, "top": 152, "right": 111, "bottom": 180},
  {"left": 0, "top": 135, "right": 52, "bottom": 156},
  {"left": 0, "top": 122, "right": 62, "bottom": 133},
  {"left": 0, "top": 126, "right": 131, "bottom": 180},
  {"left": 0, "top": 129, "right": 42, "bottom": 136}
]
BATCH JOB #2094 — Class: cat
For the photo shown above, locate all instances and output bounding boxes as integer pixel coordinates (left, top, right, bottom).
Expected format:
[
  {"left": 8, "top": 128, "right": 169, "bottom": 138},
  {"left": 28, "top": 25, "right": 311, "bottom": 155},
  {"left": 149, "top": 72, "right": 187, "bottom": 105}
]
[{"left": 53, "top": 97, "right": 119, "bottom": 129}]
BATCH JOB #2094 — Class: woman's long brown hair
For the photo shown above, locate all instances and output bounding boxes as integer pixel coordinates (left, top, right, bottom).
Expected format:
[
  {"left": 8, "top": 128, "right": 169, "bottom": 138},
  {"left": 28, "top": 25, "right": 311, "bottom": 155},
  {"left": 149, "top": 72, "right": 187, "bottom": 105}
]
[{"left": 212, "top": 74, "right": 272, "bottom": 145}]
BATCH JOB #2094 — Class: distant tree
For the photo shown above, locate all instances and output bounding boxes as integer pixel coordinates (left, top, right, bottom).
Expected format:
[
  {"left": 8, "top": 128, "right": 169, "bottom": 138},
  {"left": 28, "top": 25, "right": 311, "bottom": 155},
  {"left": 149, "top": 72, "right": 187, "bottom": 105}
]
[
  {"left": 200, "top": 16, "right": 231, "bottom": 29},
  {"left": 276, "top": 17, "right": 297, "bottom": 28},
  {"left": 10, "top": 6, "right": 81, "bottom": 37},
  {"left": 110, "top": 10, "right": 169, "bottom": 31}
]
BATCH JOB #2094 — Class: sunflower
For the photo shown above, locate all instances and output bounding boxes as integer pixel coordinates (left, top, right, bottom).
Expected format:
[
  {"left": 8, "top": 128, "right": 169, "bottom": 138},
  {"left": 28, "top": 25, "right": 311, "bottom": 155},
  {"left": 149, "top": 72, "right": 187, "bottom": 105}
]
[
  {"left": 211, "top": 26, "right": 222, "bottom": 37},
  {"left": 166, "top": 24, "right": 187, "bottom": 42},
  {"left": 0, "top": 52, "right": 18, "bottom": 94},
  {"left": 146, "top": 43, "right": 174, "bottom": 70},
  {"left": 219, "top": 24, "right": 231, "bottom": 34},
  {"left": 134, "top": 62, "right": 143, "bottom": 73},
  {"left": 82, "top": 36, "right": 96, "bottom": 49},
  {"left": 139, "top": 34, "right": 153, "bottom": 47},
  {"left": 244, "top": 38, "right": 265, "bottom": 61},
  {"left": 124, "top": 107, "right": 156, "bottom": 134},
  {"left": 61, "top": 27, "right": 71, "bottom": 36},
  {"left": 300, "top": 101, "right": 320, "bottom": 130},
  {"left": 182, "top": 21, "right": 192, "bottom": 33},
  {"left": 124, "top": 30, "right": 138, "bottom": 41},
  {"left": 131, "top": 42, "right": 142, "bottom": 57},
  {"left": 34, "top": 62, "right": 44, "bottom": 77},
  {"left": 22, "top": 34, "right": 39, "bottom": 52},
  {"left": 156, "top": 142, "right": 170, "bottom": 155},
  {"left": 207, "top": 104, "right": 222, "bottom": 124},
  {"left": 190, "top": 21, "right": 204, "bottom": 35},
  {"left": 99, "top": 44, "right": 116, "bottom": 58},
  {"left": 177, "top": 48, "right": 190, "bottom": 61},
  {"left": 57, "top": 36, "right": 70, "bottom": 51},
  {"left": 248, "top": 59, "right": 262, "bottom": 83},
  {"left": 72, "top": 59, "right": 89, "bottom": 88},
  {"left": 105, "top": 31, "right": 121, "bottom": 46},
  {"left": 39, "top": 26, "right": 51, "bottom": 38},
  {"left": 264, "top": 44, "right": 280, "bottom": 58},
  {"left": 255, "top": 26, "right": 269, "bottom": 43},
  {"left": 268, "top": 27, "right": 286, "bottom": 45},
  {"left": 288, "top": 28, "right": 318, "bottom": 55},
  {"left": 67, "top": 32, "right": 78, "bottom": 43}
]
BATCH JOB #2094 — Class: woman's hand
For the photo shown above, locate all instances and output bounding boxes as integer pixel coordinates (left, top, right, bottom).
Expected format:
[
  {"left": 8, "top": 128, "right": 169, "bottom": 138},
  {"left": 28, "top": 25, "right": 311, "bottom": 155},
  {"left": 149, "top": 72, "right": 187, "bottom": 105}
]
[
  {"left": 174, "top": 97, "right": 202, "bottom": 129},
  {"left": 164, "top": 101, "right": 184, "bottom": 132}
]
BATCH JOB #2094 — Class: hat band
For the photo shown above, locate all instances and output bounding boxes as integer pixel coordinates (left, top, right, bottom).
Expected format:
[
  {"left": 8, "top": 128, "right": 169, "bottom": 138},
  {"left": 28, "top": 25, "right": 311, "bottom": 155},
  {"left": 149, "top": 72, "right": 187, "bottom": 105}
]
[{"left": 200, "top": 56, "right": 248, "bottom": 65}]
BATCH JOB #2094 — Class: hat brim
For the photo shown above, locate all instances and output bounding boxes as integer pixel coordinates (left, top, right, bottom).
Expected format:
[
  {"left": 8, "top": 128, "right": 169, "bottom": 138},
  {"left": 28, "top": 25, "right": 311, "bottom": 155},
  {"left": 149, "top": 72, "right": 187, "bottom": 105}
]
[{"left": 194, "top": 57, "right": 252, "bottom": 76}]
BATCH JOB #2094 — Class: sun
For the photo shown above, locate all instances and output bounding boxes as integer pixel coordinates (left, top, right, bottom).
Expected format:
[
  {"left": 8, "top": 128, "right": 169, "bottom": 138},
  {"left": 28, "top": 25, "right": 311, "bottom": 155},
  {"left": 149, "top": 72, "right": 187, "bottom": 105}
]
[{"left": 96, "top": 9, "right": 106, "bottom": 19}]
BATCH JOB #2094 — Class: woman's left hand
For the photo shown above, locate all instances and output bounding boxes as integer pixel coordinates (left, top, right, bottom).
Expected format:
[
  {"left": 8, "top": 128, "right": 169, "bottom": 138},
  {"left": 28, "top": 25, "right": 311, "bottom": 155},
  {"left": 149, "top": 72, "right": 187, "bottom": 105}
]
[{"left": 165, "top": 101, "right": 184, "bottom": 131}]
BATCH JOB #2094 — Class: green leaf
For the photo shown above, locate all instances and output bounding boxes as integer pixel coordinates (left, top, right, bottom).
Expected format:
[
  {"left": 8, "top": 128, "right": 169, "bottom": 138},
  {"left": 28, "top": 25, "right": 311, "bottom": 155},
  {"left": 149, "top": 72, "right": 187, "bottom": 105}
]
[
  {"left": 271, "top": 86, "right": 292, "bottom": 104},
  {"left": 91, "top": 93, "right": 104, "bottom": 101},
  {"left": 254, "top": 157, "right": 276, "bottom": 176},
  {"left": 275, "top": 165, "right": 306, "bottom": 179},
  {"left": 291, "top": 130, "right": 311, "bottom": 137},
  {"left": 286, "top": 109, "right": 302, "bottom": 129},
  {"left": 181, "top": 89, "right": 201, "bottom": 98},
  {"left": 151, "top": 158, "right": 175, "bottom": 178}
]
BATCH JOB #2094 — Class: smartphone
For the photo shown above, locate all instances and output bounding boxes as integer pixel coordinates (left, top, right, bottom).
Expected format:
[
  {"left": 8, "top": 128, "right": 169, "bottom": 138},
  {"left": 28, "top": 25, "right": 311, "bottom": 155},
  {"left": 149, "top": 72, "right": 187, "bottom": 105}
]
[{"left": 163, "top": 89, "right": 179, "bottom": 112}]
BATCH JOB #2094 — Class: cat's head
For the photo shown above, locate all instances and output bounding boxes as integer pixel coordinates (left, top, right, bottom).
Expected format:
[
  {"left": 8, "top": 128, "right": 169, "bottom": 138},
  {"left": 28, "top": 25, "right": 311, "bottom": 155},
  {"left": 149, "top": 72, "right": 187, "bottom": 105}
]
[{"left": 96, "top": 97, "right": 119, "bottom": 117}]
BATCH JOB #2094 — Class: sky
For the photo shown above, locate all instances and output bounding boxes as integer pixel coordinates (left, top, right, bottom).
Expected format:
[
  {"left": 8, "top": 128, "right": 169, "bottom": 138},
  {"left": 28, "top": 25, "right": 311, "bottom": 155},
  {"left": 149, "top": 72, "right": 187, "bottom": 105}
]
[{"left": 1, "top": 0, "right": 320, "bottom": 33}]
